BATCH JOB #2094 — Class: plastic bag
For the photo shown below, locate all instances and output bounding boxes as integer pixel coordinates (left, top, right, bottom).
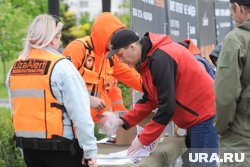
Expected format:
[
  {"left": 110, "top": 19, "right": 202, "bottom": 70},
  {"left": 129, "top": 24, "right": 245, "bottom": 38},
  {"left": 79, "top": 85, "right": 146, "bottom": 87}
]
[{"left": 98, "top": 111, "right": 120, "bottom": 135}]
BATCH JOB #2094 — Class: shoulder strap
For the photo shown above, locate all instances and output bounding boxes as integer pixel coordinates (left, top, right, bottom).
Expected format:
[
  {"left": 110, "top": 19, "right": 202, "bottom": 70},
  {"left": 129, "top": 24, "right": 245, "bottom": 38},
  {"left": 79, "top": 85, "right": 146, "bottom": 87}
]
[{"left": 76, "top": 37, "right": 94, "bottom": 75}]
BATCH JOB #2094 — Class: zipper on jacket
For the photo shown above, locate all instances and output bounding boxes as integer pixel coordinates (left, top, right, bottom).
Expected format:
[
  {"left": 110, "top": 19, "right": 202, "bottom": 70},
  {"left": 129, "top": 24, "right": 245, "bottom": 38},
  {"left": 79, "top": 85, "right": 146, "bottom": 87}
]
[{"left": 176, "top": 100, "right": 199, "bottom": 117}]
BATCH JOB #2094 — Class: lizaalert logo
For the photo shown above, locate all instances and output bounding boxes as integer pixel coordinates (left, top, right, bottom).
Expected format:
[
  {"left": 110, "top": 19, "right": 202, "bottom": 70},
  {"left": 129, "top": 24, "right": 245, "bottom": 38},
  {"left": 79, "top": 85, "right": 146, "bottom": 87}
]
[{"left": 189, "top": 152, "right": 244, "bottom": 163}]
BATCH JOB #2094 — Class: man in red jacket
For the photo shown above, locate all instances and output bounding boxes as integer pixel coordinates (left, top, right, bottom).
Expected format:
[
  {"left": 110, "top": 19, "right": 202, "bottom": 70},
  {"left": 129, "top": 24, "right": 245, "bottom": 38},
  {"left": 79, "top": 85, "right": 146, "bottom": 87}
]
[{"left": 107, "top": 29, "right": 218, "bottom": 166}]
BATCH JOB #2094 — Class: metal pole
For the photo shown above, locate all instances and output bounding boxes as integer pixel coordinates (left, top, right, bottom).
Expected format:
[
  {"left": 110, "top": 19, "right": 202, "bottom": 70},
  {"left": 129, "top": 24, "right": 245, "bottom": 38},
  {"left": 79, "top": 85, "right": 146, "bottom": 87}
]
[
  {"left": 102, "top": 0, "right": 111, "bottom": 12},
  {"left": 48, "top": 0, "right": 60, "bottom": 16}
]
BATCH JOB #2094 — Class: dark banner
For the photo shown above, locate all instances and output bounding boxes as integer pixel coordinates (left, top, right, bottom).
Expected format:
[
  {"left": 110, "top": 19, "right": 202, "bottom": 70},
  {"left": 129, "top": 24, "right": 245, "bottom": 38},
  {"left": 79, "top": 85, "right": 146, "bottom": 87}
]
[
  {"left": 214, "top": 0, "right": 232, "bottom": 43},
  {"left": 131, "top": 0, "right": 167, "bottom": 36},
  {"left": 197, "top": 0, "right": 217, "bottom": 59},
  {"left": 166, "top": 0, "right": 198, "bottom": 45}
]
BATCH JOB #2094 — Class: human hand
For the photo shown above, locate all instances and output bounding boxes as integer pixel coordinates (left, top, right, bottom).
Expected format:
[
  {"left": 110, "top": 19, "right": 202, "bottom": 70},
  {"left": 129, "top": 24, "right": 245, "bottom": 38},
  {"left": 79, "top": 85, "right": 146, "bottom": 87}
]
[
  {"left": 90, "top": 96, "right": 106, "bottom": 112},
  {"left": 82, "top": 158, "right": 96, "bottom": 167},
  {"left": 127, "top": 136, "right": 143, "bottom": 157}
]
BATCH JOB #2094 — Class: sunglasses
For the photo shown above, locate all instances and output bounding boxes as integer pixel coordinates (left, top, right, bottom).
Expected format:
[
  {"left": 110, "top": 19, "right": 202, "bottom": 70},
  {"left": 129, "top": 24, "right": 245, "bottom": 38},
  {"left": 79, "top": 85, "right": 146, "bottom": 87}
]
[{"left": 51, "top": 15, "right": 60, "bottom": 26}]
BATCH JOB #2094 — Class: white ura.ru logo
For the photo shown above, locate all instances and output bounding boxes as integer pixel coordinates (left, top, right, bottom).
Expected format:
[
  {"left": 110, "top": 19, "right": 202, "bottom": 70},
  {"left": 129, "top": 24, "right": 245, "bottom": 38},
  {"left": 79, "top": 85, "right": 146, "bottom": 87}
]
[{"left": 189, "top": 153, "right": 245, "bottom": 163}]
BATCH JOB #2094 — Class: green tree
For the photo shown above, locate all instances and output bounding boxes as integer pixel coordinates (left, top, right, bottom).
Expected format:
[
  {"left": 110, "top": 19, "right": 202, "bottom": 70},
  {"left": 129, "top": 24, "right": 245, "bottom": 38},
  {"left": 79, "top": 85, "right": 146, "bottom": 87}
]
[
  {"left": 114, "top": 0, "right": 131, "bottom": 28},
  {"left": 61, "top": 11, "right": 78, "bottom": 47},
  {"left": 79, "top": 12, "right": 94, "bottom": 36},
  {"left": 0, "top": 2, "right": 31, "bottom": 85},
  {"left": 8, "top": 0, "right": 48, "bottom": 16},
  {"left": 61, "top": 11, "right": 94, "bottom": 47}
]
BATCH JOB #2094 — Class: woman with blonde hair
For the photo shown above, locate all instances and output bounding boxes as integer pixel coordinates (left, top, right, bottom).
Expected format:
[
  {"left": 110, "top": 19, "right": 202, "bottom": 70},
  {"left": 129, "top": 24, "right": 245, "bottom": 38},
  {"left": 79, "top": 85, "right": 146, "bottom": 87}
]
[{"left": 6, "top": 14, "right": 97, "bottom": 167}]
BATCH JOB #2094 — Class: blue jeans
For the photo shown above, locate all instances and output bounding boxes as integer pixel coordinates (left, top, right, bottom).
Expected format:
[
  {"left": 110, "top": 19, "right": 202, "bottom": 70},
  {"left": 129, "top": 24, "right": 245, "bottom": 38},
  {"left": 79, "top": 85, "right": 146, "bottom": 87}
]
[{"left": 181, "top": 116, "right": 219, "bottom": 167}]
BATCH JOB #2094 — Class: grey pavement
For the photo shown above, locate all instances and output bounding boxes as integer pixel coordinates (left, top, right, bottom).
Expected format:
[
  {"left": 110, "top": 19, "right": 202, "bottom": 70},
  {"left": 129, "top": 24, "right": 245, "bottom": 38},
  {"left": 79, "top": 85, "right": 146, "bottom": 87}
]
[{"left": 0, "top": 98, "right": 9, "bottom": 108}]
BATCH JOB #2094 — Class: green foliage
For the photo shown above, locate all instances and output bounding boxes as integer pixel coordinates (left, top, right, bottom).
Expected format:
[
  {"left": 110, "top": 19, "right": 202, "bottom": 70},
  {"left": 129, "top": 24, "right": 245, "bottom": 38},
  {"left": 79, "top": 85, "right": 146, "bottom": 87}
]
[
  {"left": 114, "top": 0, "right": 131, "bottom": 28},
  {"left": 0, "top": 3, "right": 31, "bottom": 60},
  {"left": 61, "top": 11, "right": 94, "bottom": 47},
  {"left": 0, "top": 83, "right": 8, "bottom": 98},
  {"left": 0, "top": 60, "right": 13, "bottom": 98},
  {"left": 94, "top": 125, "right": 107, "bottom": 140},
  {"left": 79, "top": 12, "right": 94, "bottom": 36},
  {"left": 8, "top": 0, "right": 47, "bottom": 16},
  {"left": 118, "top": 82, "right": 131, "bottom": 109},
  {"left": 0, "top": 108, "right": 26, "bottom": 167},
  {"left": 61, "top": 11, "right": 78, "bottom": 47}
]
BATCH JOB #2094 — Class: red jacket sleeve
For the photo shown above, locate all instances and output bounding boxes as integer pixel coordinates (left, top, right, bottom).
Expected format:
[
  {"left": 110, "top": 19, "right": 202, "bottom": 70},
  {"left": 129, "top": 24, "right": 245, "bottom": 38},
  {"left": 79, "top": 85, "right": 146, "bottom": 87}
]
[{"left": 121, "top": 86, "right": 165, "bottom": 145}]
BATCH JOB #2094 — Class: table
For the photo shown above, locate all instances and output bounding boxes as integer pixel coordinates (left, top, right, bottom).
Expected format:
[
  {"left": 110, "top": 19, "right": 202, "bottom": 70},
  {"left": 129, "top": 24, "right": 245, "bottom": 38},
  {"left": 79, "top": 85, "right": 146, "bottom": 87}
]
[{"left": 97, "top": 136, "right": 185, "bottom": 167}]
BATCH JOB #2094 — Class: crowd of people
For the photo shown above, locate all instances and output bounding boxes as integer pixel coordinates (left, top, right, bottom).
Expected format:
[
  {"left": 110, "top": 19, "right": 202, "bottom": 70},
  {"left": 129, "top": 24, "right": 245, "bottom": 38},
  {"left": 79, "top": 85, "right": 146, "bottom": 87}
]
[{"left": 6, "top": 0, "right": 250, "bottom": 166}]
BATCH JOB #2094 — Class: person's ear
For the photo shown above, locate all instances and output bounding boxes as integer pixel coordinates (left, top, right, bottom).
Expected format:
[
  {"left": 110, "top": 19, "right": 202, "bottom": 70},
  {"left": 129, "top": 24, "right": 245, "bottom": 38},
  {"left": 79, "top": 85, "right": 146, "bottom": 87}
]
[
  {"left": 234, "top": 3, "right": 244, "bottom": 13},
  {"left": 231, "top": 3, "right": 239, "bottom": 13}
]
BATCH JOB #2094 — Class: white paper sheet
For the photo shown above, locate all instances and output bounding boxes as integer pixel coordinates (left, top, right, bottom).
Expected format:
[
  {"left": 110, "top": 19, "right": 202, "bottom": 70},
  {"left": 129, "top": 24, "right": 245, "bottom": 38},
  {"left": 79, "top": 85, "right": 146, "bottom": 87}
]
[{"left": 97, "top": 151, "right": 142, "bottom": 166}]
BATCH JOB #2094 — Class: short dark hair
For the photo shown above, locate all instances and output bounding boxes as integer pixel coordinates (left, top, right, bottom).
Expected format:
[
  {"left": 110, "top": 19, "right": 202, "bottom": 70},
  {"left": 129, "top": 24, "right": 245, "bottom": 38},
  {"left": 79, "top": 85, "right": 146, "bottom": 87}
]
[{"left": 230, "top": 0, "right": 250, "bottom": 5}]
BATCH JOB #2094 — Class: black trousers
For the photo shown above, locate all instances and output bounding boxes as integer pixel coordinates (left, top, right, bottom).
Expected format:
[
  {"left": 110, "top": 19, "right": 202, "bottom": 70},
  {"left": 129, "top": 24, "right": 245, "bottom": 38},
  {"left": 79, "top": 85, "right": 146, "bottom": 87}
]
[{"left": 23, "top": 148, "right": 84, "bottom": 167}]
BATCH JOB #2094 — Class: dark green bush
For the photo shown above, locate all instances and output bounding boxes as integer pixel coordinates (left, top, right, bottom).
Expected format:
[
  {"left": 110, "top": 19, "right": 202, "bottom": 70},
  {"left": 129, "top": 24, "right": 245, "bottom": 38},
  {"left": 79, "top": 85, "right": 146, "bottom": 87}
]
[{"left": 0, "top": 108, "right": 26, "bottom": 167}]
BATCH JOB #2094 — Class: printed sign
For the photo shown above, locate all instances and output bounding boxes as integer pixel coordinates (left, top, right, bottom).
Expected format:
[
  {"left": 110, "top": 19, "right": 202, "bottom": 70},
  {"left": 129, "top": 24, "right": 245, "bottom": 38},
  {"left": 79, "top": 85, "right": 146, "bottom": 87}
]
[
  {"left": 214, "top": 0, "right": 232, "bottom": 43},
  {"left": 131, "top": 0, "right": 167, "bottom": 36},
  {"left": 197, "top": 0, "right": 217, "bottom": 59},
  {"left": 166, "top": 0, "right": 198, "bottom": 44}
]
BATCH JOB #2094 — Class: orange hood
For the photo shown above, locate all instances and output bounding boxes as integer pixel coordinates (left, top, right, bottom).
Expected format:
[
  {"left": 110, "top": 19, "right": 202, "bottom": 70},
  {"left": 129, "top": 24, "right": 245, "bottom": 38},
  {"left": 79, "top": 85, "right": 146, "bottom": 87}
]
[
  {"left": 91, "top": 12, "right": 125, "bottom": 56},
  {"left": 182, "top": 39, "right": 201, "bottom": 55}
]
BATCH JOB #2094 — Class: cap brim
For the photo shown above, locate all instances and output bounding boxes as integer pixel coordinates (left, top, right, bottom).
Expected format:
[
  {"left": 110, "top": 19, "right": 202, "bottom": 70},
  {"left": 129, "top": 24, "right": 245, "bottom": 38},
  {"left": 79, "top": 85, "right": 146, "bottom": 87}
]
[{"left": 106, "top": 49, "right": 118, "bottom": 59}]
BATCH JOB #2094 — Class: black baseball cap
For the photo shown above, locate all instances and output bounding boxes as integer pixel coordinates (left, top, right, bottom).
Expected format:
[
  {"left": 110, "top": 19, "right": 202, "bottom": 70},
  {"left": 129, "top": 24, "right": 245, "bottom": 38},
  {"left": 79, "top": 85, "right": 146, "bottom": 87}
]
[
  {"left": 230, "top": 0, "right": 250, "bottom": 5},
  {"left": 107, "top": 29, "right": 140, "bottom": 59}
]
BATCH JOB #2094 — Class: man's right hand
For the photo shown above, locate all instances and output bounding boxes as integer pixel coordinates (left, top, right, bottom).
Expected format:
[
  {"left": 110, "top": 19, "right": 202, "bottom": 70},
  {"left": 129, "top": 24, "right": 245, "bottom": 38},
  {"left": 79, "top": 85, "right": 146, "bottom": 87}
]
[{"left": 90, "top": 96, "right": 106, "bottom": 112}]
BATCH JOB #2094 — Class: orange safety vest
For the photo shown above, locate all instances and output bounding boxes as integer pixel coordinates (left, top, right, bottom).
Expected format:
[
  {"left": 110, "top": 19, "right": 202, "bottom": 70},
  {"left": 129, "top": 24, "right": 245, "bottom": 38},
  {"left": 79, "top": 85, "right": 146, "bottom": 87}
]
[
  {"left": 76, "top": 37, "right": 127, "bottom": 122},
  {"left": 10, "top": 49, "right": 68, "bottom": 139}
]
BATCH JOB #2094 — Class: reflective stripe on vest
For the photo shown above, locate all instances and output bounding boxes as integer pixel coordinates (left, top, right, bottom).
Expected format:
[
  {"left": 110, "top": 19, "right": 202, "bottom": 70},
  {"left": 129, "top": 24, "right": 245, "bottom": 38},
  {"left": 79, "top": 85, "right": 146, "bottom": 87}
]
[
  {"left": 111, "top": 99, "right": 123, "bottom": 105},
  {"left": 15, "top": 130, "right": 46, "bottom": 138},
  {"left": 10, "top": 49, "right": 66, "bottom": 139},
  {"left": 11, "top": 89, "right": 44, "bottom": 98},
  {"left": 108, "top": 86, "right": 127, "bottom": 113}
]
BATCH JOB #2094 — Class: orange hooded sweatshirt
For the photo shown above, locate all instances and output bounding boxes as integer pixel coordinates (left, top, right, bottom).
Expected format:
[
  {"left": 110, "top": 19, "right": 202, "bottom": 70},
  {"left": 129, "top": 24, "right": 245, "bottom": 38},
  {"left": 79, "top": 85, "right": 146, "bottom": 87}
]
[{"left": 63, "top": 12, "right": 142, "bottom": 122}]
